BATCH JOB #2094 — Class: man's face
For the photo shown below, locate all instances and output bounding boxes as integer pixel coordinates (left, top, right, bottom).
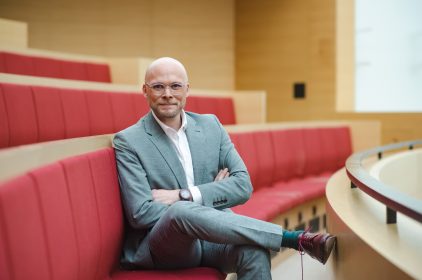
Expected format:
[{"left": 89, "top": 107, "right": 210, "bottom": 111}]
[{"left": 143, "top": 65, "right": 189, "bottom": 123}]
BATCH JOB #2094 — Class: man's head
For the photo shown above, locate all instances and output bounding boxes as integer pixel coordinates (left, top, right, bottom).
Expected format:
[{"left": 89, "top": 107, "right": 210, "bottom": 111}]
[{"left": 143, "top": 57, "right": 190, "bottom": 128}]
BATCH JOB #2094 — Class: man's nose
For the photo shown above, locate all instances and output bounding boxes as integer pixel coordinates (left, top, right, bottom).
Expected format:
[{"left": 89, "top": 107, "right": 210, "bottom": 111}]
[{"left": 162, "top": 86, "right": 173, "bottom": 97}]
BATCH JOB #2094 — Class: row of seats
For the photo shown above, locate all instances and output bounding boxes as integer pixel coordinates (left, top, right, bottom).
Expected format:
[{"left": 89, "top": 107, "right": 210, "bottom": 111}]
[
  {"left": 0, "top": 126, "right": 351, "bottom": 280},
  {"left": 0, "top": 82, "right": 236, "bottom": 148},
  {"left": 0, "top": 51, "right": 112, "bottom": 82},
  {"left": 230, "top": 127, "right": 351, "bottom": 221},
  {"left": 0, "top": 148, "right": 225, "bottom": 280}
]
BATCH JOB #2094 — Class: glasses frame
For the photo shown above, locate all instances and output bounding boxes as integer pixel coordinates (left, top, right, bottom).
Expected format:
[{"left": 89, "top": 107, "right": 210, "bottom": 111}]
[{"left": 145, "top": 82, "right": 187, "bottom": 97}]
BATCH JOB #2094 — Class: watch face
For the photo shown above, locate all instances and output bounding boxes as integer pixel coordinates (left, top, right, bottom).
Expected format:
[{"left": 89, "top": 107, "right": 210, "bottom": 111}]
[{"left": 180, "top": 189, "right": 191, "bottom": 201}]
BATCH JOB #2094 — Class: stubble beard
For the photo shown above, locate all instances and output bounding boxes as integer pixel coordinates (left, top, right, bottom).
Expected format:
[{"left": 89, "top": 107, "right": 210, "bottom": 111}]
[{"left": 153, "top": 102, "right": 184, "bottom": 120}]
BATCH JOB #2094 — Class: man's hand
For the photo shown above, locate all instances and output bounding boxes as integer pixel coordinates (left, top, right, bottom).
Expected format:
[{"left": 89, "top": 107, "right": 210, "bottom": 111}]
[
  {"left": 152, "top": 168, "right": 229, "bottom": 205},
  {"left": 214, "top": 168, "right": 229, "bottom": 181},
  {"left": 151, "top": 189, "right": 180, "bottom": 205}
]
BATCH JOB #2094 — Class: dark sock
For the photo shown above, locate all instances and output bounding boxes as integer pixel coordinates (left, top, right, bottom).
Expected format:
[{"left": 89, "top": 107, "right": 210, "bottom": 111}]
[{"left": 281, "top": 229, "right": 303, "bottom": 249}]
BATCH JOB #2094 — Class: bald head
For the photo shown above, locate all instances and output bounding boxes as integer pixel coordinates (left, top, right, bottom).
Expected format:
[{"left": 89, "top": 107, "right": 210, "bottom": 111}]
[
  {"left": 142, "top": 57, "right": 190, "bottom": 129},
  {"left": 145, "top": 57, "right": 189, "bottom": 84}
]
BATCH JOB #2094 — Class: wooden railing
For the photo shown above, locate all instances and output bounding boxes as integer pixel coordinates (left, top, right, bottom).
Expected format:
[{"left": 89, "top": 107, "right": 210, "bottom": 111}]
[{"left": 345, "top": 139, "right": 422, "bottom": 224}]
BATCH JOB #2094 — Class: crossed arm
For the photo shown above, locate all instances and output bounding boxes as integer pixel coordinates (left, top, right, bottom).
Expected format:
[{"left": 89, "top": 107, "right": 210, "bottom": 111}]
[{"left": 151, "top": 168, "right": 230, "bottom": 205}]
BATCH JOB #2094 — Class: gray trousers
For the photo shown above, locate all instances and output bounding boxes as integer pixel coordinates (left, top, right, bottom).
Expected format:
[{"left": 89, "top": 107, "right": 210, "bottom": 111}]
[{"left": 148, "top": 201, "right": 284, "bottom": 280}]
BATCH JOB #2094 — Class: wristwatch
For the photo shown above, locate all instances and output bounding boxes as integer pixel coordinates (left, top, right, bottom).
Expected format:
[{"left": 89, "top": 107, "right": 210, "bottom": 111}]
[{"left": 179, "top": 189, "right": 192, "bottom": 201}]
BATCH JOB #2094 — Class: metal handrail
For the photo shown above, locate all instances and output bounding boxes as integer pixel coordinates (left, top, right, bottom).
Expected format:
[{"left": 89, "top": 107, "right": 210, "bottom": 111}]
[{"left": 345, "top": 140, "right": 422, "bottom": 224}]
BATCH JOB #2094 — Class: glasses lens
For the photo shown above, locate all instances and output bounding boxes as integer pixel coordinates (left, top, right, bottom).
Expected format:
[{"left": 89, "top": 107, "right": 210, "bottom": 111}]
[
  {"left": 170, "top": 83, "right": 183, "bottom": 91},
  {"left": 148, "top": 83, "right": 185, "bottom": 96},
  {"left": 152, "top": 84, "right": 165, "bottom": 91}
]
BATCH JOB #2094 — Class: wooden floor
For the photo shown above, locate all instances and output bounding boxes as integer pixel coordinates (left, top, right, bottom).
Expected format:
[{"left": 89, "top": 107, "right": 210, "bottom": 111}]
[
  {"left": 271, "top": 251, "right": 335, "bottom": 280},
  {"left": 226, "top": 249, "right": 335, "bottom": 280}
]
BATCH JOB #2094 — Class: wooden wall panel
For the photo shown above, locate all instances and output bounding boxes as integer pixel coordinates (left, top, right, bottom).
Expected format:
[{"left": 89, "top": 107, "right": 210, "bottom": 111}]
[
  {"left": 0, "top": 0, "right": 234, "bottom": 90},
  {"left": 235, "top": 0, "right": 422, "bottom": 145},
  {"left": 0, "top": 18, "right": 27, "bottom": 48}
]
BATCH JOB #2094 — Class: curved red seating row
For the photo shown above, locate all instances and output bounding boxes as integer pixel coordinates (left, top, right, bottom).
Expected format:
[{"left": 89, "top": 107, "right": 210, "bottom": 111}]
[
  {"left": 230, "top": 127, "right": 352, "bottom": 221},
  {"left": 0, "top": 83, "right": 236, "bottom": 148},
  {"left": 0, "top": 51, "right": 111, "bottom": 82},
  {"left": 0, "top": 148, "right": 225, "bottom": 280},
  {"left": 0, "top": 126, "right": 351, "bottom": 279}
]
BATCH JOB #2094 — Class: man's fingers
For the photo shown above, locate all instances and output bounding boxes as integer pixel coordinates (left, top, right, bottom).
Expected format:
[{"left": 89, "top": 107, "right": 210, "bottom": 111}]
[
  {"left": 214, "top": 170, "right": 221, "bottom": 181},
  {"left": 215, "top": 168, "right": 229, "bottom": 181}
]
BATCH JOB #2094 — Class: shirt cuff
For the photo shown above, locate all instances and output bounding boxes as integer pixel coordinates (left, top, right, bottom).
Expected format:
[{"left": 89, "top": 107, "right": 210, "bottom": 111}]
[{"left": 188, "top": 186, "right": 203, "bottom": 205}]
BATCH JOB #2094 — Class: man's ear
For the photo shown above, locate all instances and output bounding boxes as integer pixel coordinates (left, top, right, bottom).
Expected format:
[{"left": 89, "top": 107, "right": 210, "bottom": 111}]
[
  {"left": 186, "top": 83, "right": 190, "bottom": 97},
  {"left": 142, "top": 84, "right": 147, "bottom": 97}
]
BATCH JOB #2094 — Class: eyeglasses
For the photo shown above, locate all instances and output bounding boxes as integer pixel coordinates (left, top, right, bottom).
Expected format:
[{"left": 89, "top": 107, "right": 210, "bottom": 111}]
[{"left": 145, "top": 82, "right": 187, "bottom": 97}]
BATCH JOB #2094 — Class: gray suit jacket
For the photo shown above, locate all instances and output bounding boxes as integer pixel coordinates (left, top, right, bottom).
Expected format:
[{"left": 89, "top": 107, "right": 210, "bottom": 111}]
[{"left": 113, "top": 111, "right": 252, "bottom": 268}]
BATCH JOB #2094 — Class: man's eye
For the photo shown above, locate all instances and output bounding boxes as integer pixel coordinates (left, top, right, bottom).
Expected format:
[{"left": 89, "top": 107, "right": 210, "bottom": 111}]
[
  {"left": 171, "top": 84, "right": 183, "bottom": 90},
  {"left": 152, "top": 84, "right": 165, "bottom": 90}
]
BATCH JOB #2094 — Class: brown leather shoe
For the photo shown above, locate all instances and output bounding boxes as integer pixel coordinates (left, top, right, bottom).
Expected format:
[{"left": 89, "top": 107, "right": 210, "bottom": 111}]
[{"left": 298, "top": 231, "right": 336, "bottom": 264}]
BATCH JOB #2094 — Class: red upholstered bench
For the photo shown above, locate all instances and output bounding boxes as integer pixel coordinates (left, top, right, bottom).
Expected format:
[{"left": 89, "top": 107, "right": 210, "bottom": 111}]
[
  {"left": 0, "top": 148, "right": 225, "bottom": 280},
  {"left": 0, "top": 82, "right": 236, "bottom": 148},
  {"left": 0, "top": 51, "right": 111, "bottom": 82},
  {"left": 0, "top": 124, "right": 352, "bottom": 279},
  {"left": 185, "top": 95, "right": 236, "bottom": 125},
  {"left": 230, "top": 127, "right": 352, "bottom": 224}
]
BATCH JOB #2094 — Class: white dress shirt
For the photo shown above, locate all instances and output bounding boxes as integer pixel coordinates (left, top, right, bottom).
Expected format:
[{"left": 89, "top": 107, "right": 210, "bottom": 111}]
[{"left": 151, "top": 110, "right": 203, "bottom": 204}]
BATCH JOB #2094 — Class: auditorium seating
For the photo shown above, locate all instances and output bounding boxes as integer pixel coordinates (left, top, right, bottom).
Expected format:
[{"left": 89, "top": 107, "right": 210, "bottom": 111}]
[
  {"left": 0, "top": 82, "right": 236, "bottom": 148},
  {"left": 230, "top": 127, "right": 352, "bottom": 224},
  {"left": 0, "top": 124, "right": 352, "bottom": 280},
  {"left": 0, "top": 51, "right": 112, "bottom": 82},
  {"left": 0, "top": 147, "right": 225, "bottom": 280}
]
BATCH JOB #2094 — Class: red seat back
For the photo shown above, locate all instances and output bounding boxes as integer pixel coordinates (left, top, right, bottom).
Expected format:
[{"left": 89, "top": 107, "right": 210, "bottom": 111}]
[
  {"left": 0, "top": 81, "right": 237, "bottom": 148},
  {"left": 302, "top": 128, "right": 324, "bottom": 176},
  {"left": 185, "top": 96, "right": 199, "bottom": 113},
  {"left": 229, "top": 132, "right": 260, "bottom": 190},
  {"left": 110, "top": 93, "right": 139, "bottom": 131},
  {"left": 187, "top": 96, "right": 236, "bottom": 125},
  {"left": 60, "top": 88, "right": 92, "bottom": 138},
  {"left": 0, "top": 85, "right": 10, "bottom": 147},
  {"left": 320, "top": 127, "right": 341, "bottom": 172},
  {"left": 252, "top": 130, "right": 275, "bottom": 188},
  {"left": 85, "top": 90, "right": 115, "bottom": 135},
  {"left": 61, "top": 60, "right": 89, "bottom": 81},
  {"left": 0, "top": 83, "right": 38, "bottom": 146},
  {"left": 0, "top": 175, "right": 51, "bottom": 279},
  {"left": 33, "top": 57, "right": 62, "bottom": 79},
  {"left": 335, "top": 126, "right": 352, "bottom": 168},
  {"left": 0, "top": 51, "right": 111, "bottom": 83},
  {"left": 1, "top": 52, "right": 36, "bottom": 76},
  {"left": 216, "top": 98, "right": 236, "bottom": 125},
  {"left": 132, "top": 94, "right": 150, "bottom": 120},
  {"left": 0, "top": 148, "right": 123, "bottom": 280},
  {"left": 196, "top": 96, "right": 218, "bottom": 115},
  {"left": 271, "top": 129, "right": 306, "bottom": 181},
  {"left": 86, "top": 63, "right": 112, "bottom": 83},
  {"left": 32, "top": 86, "right": 66, "bottom": 142}
]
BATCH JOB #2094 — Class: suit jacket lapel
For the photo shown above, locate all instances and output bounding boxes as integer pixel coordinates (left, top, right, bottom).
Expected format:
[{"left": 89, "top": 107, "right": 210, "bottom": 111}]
[
  {"left": 143, "top": 112, "right": 188, "bottom": 189},
  {"left": 185, "top": 114, "right": 206, "bottom": 185}
]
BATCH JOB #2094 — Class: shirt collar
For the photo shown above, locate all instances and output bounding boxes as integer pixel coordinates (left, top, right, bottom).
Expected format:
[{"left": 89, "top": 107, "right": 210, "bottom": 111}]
[{"left": 151, "top": 110, "right": 187, "bottom": 134}]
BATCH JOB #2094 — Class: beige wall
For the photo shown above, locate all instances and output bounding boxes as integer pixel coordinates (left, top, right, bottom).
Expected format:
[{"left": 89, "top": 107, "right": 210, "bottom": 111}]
[
  {"left": 0, "top": 18, "right": 27, "bottom": 48},
  {"left": 0, "top": 0, "right": 235, "bottom": 90},
  {"left": 235, "top": 0, "right": 422, "bottom": 145}
]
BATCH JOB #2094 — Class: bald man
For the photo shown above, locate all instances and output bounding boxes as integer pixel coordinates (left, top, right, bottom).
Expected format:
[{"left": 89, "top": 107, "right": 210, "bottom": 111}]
[{"left": 113, "top": 57, "right": 336, "bottom": 279}]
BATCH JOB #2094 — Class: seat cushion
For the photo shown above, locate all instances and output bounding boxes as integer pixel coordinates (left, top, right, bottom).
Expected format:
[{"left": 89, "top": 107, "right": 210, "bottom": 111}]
[{"left": 232, "top": 189, "right": 294, "bottom": 221}]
